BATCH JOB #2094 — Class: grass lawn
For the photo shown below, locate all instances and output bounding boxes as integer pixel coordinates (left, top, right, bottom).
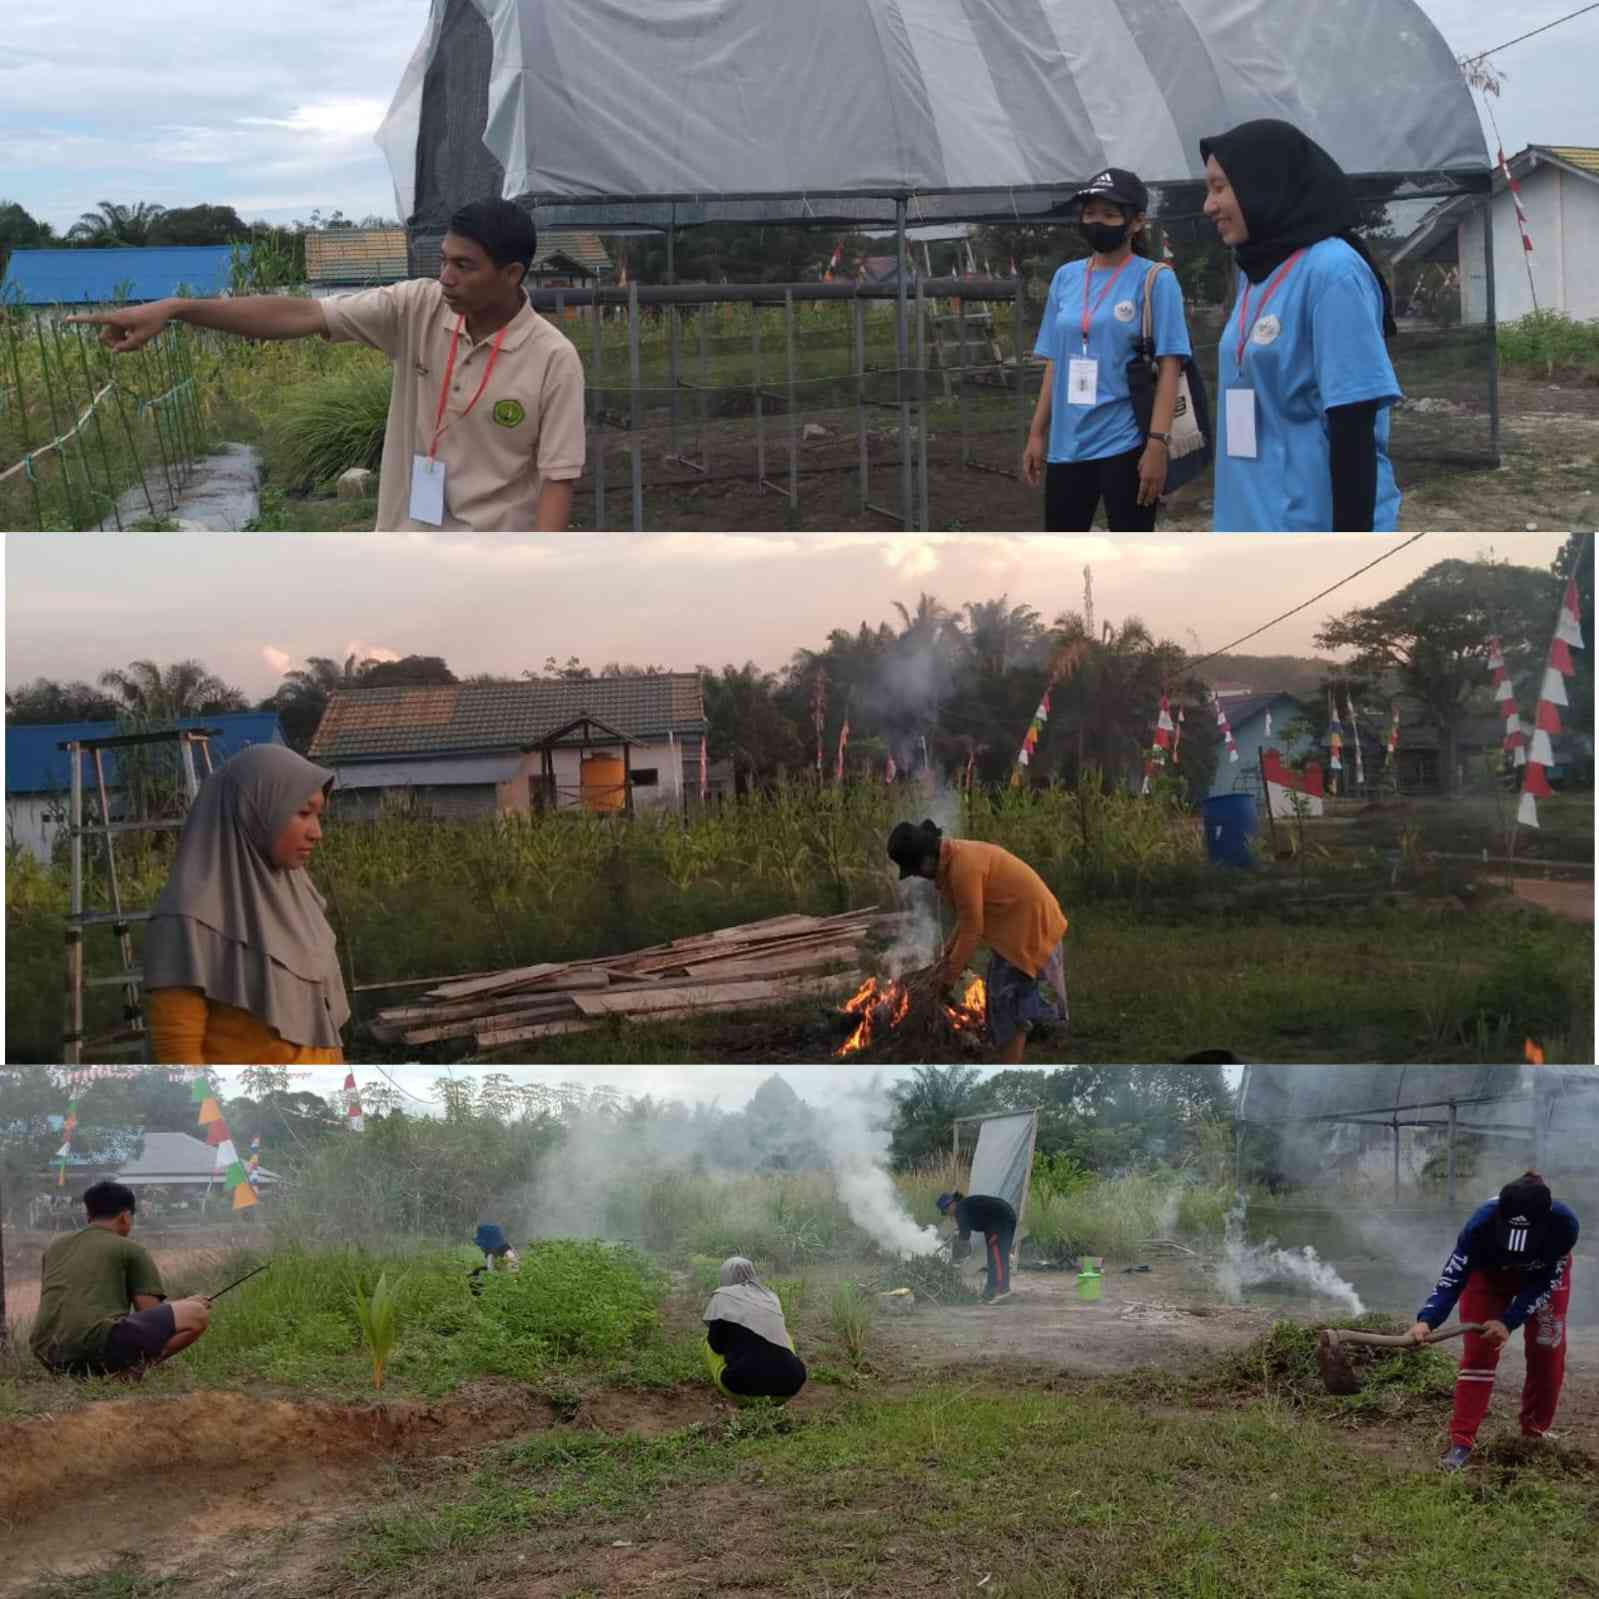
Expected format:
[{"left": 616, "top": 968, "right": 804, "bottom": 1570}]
[{"left": 4, "top": 1244, "right": 1594, "bottom": 1599}]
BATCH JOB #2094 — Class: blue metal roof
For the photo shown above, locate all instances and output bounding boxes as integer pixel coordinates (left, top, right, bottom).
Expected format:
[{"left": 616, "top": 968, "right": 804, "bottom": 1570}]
[
  {"left": 6, "top": 713, "right": 285, "bottom": 797},
  {"left": 1, "top": 246, "right": 235, "bottom": 306}
]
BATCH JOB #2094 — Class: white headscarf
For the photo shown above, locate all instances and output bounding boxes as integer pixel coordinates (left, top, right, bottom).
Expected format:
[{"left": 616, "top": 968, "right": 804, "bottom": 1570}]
[{"left": 703, "top": 1256, "right": 790, "bottom": 1350}]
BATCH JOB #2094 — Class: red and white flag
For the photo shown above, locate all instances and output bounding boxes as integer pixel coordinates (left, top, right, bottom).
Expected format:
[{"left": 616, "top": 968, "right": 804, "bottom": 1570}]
[
  {"left": 1498, "top": 147, "right": 1534, "bottom": 254},
  {"left": 1212, "top": 694, "right": 1238, "bottom": 763},
  {"left": 835, "top": 716, "right": 850, "bottom": 783},
  {"left": 1518, "top": 581, "right": 1586, "bottom": 828},
  {"left": 1161, "top": 234, "right": 1175, "bottom": 264},
  {"left": 825, "top": 240, "right": 843, "bottom": 282},
  {"left": 884, "top": 753, "right": 897, "bottom": 783},
  {"left": 344, "top": 1072, "right": 364, "bottom": 1134}
]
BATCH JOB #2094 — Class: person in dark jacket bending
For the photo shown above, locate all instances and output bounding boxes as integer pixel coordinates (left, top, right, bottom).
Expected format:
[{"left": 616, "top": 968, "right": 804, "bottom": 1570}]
[
  {"left": 1408, "top": 1171, "right": 1579, "bottom": 1471},
  {"left": 702, "top": 1256, "right": 807, "bottom": 1404},
  {"left": 938, "top": 1191, "right": 1017, "bottom": 1304}
]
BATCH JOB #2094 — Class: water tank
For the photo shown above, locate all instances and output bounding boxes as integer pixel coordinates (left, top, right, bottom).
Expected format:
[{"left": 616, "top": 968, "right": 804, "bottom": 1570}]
[
  {"left": 580, "top": 752, "right": 626, "bottom": 812},
  {"left": 1200, "top": 792, "right": 1258, "bottom": 867}
]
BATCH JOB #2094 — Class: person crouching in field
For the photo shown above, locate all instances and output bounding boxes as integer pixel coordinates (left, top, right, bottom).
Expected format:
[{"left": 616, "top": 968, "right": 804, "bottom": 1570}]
[
  {"left": 143, "top": 745, "right": 349, "bottom": 1066},
  {"left": 887, "top": 819, "right": 1069, "bottom": 1064},
  {"left": 1409, "top": 1171, "right": 1578, "bottom": 1472},
  {"left": 702, "top": 1257, "right": 807, "bottom": 1404},
  {"left": 937, "top": 1191, "right": 1017, "bottom": 1304},
  {"left": 65, "top": 199, "right": 584, "bottom": 532},
  {"left": 30, "top": 1181, "right": 211, "bottom": 1380},
  {"left": 468, "top": 1223, "right": 521, "bottom": 1294}
]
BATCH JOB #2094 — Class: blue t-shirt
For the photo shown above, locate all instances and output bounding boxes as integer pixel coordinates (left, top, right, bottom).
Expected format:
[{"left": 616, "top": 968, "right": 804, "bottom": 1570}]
[
  {"left": 1213, "top": 237, "right": 1402, "bottom": 532},
  {"left": 1034, "top": 255, "right": 1191, "bottom": 464},
  {"left": 1416, "top": 1198, "right": 1579, "bottom": 1333}
]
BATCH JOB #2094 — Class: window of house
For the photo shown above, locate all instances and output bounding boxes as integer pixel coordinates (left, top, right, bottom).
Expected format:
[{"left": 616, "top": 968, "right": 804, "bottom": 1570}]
[{"left": 630, "top": 769, "right": 659, "bottom": 787}]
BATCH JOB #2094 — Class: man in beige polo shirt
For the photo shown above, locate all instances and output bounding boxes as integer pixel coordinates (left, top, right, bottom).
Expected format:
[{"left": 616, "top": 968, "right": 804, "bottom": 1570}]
[{"left": 67, "top": 199, "right": 584, "bottom": 531}]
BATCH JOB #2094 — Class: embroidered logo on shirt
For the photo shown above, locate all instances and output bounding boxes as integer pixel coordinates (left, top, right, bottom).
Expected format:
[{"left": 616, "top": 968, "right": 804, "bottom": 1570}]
[
  {"left": 493, "top": 398, "right": 526, "bottom": 428},
  {"left": 1114, "top": 299, "right": 1136, "bottom": 323},
  {"left": 1251, "top": 315, "right": 1282, "bottom": 346}
]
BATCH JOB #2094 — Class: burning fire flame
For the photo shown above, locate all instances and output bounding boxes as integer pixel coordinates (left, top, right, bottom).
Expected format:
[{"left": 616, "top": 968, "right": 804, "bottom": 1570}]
[
  {"left": 836, "top": 975, "right": 987, "bottom": 1056},
  {"left": 1525, "top": 1038, "right": 1545, "bottom": 1065}
]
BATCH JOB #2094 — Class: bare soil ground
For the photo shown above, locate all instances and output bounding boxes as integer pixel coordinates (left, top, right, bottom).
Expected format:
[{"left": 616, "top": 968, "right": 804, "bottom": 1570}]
[
  {"left": 1500, "top": 877, "right": 1596, "bottom": 923},
  {"left": 564, "top": 374, "right": 1597, "bottom": 531}
]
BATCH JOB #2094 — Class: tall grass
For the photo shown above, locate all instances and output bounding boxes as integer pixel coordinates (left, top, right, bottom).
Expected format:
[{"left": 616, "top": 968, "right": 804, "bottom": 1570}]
[
  {"left": 268, "top": 364, "right": 393, "bottom": 489},
  {"left": 1497, "top": 309, "right": 1599, "bottom": 379},
  {"left": 829, "top": 1282, "right": 873, "bottom": 1370},
  {"left": 1023, "top": 1173, "right": 1232, "bottom": 1260}
]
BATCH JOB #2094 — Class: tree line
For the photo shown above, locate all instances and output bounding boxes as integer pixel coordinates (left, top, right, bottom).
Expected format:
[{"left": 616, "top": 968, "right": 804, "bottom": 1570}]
[{"left": 6, "top": 546, "right": 1591, "bottom": 802}]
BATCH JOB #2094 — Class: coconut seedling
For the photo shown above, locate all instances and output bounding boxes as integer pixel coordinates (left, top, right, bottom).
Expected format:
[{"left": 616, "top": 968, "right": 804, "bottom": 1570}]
[{"left": 351, "top": 1272, "right": 402, "bottom": 1391}]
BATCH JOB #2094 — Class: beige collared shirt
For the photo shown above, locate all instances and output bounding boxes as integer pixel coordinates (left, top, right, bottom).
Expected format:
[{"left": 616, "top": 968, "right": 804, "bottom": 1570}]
[{"left": 319, "top": 278, "right": 585, "bottom": 531}]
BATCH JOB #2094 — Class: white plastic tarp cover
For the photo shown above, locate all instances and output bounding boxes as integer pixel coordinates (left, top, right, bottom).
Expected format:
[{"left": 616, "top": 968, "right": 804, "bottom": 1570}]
[
  {"left": 378, "top": 0, "right": 1488, "bottom": 221},
  {"left": 967, "top": 1111, "right": 1037, "bottom": 1229}
]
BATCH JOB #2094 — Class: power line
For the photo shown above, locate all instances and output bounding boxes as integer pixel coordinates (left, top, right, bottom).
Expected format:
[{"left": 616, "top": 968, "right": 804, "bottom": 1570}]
[
  {"left": 1461, "top": 1, "right": 1599, "bottom": 64},
  {"left": 1182, "top": 535, "right": 1430, "bottom": 679}
]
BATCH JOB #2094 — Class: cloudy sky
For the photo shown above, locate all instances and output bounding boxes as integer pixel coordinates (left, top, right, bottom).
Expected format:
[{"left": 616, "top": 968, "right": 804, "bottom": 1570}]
[
  {"left": 4, "top": 532, "right": 1567, "bottom": 702},
  {"left": 4, "top": 1, "right": 1593, "bottom": 236}
]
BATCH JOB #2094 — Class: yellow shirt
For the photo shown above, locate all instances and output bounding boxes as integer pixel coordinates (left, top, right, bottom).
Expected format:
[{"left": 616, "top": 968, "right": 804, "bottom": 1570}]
[
  {"left": 320, "top": 279, "right": 586, "bottom": 531},
  {"left": 936, "top": 839, "right": 1067, "bottom": 979},
  {"left": 146, "top": 987, "right": 344, "bottom": 1066}
]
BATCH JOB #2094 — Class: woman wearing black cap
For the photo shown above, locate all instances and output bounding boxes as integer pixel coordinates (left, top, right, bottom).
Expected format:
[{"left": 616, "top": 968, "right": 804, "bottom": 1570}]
[
  {"left": 1408, "top": 1171, "right": 1578, "bottom": 1471},
  {"left": 1200, "top": 120, "right": 1402, "bottom": 532},
  {"left": 1023, "top": 168, "right": 1192, "bottom": 531}
]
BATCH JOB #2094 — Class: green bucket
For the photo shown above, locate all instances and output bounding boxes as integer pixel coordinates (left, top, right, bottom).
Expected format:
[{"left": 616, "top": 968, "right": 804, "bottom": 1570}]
[{"left": 1076, "top": 1259, "right": 1103, "bottom": 1303}]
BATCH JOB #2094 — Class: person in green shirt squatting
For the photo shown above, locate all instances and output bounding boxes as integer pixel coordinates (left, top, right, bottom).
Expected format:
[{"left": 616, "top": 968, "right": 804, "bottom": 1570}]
[{"left": 30, "top": 1180, "right": 212, "bottom": 1380}]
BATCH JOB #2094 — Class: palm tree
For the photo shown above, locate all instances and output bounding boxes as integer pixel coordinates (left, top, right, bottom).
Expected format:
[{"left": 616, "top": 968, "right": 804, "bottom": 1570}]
[
  {"left": 66, "top": 201, "right": 168, "bottom": 247},
  {"left": 98, "top": 658, "right": 246, "bottom": 720},
  {"left": 961, "top": 596, "right": 1045, "bottom": 678},
  {"left": 269, "top": 653, "right": 371, "bottom": 753}
]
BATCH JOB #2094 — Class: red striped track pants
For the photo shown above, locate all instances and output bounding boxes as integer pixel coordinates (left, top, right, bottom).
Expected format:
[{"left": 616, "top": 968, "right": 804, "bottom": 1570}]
[{"left": 1450, "top": 1259, "right": 1571, "bottom": 1448}]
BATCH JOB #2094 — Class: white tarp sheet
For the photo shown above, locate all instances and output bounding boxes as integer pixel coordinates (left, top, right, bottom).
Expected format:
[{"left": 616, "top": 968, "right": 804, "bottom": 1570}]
[
  {"left": 966, "top": 1110, "right": 1038, "bottom": 1232},
  {"left": 379, "top": 0, "right": 1488, "bottom": 223}
]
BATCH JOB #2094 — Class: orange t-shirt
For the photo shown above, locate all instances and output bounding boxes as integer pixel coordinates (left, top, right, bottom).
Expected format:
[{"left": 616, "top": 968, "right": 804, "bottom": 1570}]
[
  {"left": 145, "top": 988, "right": 344, "bottom": 1066},
  {"left": 936, "top": 839, "right": 1067, "bottom": 978}
]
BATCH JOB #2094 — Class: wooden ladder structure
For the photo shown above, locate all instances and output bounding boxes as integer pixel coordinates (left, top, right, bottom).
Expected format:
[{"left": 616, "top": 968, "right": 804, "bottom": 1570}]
[
  {"left": 61, "top": 727, "right": 218, "bottom": 1064},
  {"left": 920, "top": 238, "right": 1005, "bottom": 399}
]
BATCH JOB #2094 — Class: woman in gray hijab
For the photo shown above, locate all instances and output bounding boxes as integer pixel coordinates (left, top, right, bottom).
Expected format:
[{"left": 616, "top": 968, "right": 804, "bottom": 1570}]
[
  {"left": 143, "top": 745, "right": 350, "bottom": 1064},
  {"left": 702, "top": 1256, "right": 807, "bottom": 1404}
]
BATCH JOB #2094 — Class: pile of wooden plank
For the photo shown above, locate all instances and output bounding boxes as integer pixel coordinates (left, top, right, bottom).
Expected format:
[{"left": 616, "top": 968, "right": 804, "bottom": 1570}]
[{"left": 368, "top": 908, "right": 902, "bottom": 1052}]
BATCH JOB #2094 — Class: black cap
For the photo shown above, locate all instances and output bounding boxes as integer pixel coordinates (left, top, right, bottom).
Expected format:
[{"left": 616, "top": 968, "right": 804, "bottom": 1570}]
[
  {"left": 1494, "top": 1174, "right": 1553, "bottom": 1257},
  {"left": 887, "top": 819, "right": 942, "bottom": 880},
  {"left": 1073, "top": 167, "right": 1149, "bottom": 215}
]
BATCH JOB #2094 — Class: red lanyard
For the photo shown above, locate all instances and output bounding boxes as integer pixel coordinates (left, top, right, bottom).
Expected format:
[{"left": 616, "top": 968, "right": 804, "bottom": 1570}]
[
  {"left": 1234, "top": 249, "right": 1305, "bottom": 369},
  {"left": 429, "top": 316, "right": 509, "bottom": 460},
  {"left": 1079, "top": 256, "right": 1135, "bottom": 350}
]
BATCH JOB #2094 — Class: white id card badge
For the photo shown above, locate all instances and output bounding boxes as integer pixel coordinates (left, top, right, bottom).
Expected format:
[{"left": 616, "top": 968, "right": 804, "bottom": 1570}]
[
  {"left": 1225, "top": 388, "right": 1258, "bottom": 459},
  {"left": 409, "top": 454, "right": 446, "bottom": 526},
  {"left": 1067, "top": 357, "right": 1099, "bottom": 406}
]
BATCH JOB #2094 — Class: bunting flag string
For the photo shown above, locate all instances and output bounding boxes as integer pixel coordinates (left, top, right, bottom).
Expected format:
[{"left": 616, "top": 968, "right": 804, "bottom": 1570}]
[
  {"left": 1498, "top": 146, "right": 1535, "bottom": 256},
  {"left": 1489, "top": 633, "right": 1528, "bottom": 771},
  {"left": 194, "top": 1076, "right": 258, "bottom": 1210},
  {"left": 1518, "top": 578, "right": 1586, "bottom": 829},
  {"left": 1212, "top": 694, "right": 1238, "bottom": 763},
  {"left": 1386, "top": 703, "right": 1400, "bottom": 768},
  {"left": 835, "top": 714, "right": 851, "bottom": 783},
  {"left": 344, "top": 1071, "right": 365, "bottom": 1134},
  {"left": 1327, "top": 689, "right": 1344, "bottom": 776},
  {"left": 884, "top": 752, "right": 897, "bottom": 783},
  {"left": 1011, "top": 686, "right": 1053, "bottom": 783},
  {"left": 1347, "top": 689, "right": 1365, "bottom": 790},
  {"left": 56, "top": 1080, "right": 81, "bottom": 1187},
  {"left": 1172, "top": 705, "right": 1185, "bottom": 766}
]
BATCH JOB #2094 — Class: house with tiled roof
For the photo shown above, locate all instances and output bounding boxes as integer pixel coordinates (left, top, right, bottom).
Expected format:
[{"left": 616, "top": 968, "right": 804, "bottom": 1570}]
[
  {"left": 309, "top": 675, "right": 706, "bottom": 819},
  {"left": 1394, "top": 144, "right": 1599, "bottom": 324},
  {"left": 324, "top": 227, "right": 617, "bottom": 299}
]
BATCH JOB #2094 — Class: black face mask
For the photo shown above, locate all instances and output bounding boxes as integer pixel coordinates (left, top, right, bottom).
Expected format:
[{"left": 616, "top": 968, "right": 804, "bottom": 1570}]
[{"left": 1080, "top": 220, "right": 1131, "bottom": 254}]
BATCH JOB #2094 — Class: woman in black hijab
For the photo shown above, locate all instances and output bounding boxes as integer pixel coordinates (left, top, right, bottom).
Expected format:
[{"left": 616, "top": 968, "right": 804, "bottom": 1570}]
[{"left": 1200, "top": 119, "right": 1402, "bottom": 533}]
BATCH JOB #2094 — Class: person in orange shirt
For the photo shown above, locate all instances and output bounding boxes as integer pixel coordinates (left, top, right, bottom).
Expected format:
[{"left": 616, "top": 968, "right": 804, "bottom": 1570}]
[
  {"left": 143, "top": 745, "right": 349, "bottom": 1065},
  {"left": 887, "top": 819, "right": 1069, "bottom": 1063}
]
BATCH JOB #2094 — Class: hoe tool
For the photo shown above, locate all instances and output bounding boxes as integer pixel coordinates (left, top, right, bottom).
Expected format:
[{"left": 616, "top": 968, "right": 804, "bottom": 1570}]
[{"left": 1316, "top": 1322, "right": 1484, "bottom": 1395}]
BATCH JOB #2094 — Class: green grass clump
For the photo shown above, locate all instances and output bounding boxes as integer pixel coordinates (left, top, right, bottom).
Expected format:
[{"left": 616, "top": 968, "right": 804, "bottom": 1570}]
[
  {"left": 468, "top": 1239, "right": 665, "bottom": 1369},
  {"left": 1497, "top": 309, "right": 1599, "bottom": 379},
  {"left": 266, "top": 364, "right": 392, "bottom": 490},
  {"left": 829, "top": 1282, "right": 872, "bottom": 1370},
  {"left": 1024, "top": 1172, "right": 1233, "bottom": 1260}
]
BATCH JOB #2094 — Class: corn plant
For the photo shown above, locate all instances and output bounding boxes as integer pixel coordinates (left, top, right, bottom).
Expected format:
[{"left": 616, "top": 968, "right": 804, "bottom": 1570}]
[{"left": 350, "top": 1271, "right": 403, "bottom": 1391}]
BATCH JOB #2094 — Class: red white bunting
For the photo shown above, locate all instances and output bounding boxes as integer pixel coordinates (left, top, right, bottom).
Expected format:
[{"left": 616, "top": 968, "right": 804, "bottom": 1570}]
[
  {"left": 1518, "top": 581, "right": 1585, "bottom": 828},
  {"left": 1212, "top": 694, "right": 1238, "bottom": 763},
  {"left": 344, "top": 1071, "right": 365, "bottom": 1134},
  {"left": 1498, "top": 147, "right": 1534, "bottom": 255}
]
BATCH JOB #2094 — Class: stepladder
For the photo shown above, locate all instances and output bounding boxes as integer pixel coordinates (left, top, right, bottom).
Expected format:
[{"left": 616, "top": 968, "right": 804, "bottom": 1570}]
[{"left": 61, "top": 727, "right": 219, "bottom": 1064}]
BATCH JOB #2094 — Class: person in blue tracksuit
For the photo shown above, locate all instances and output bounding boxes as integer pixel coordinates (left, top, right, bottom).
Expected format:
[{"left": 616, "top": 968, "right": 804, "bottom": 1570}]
[
  {"left": 1199, "top": 119, "right": 1402, "bottom": 532},
  {"left": 1025, "top": 168, "right": 1192, "bottom": 531},
  {"left": 1408, "top": 1172, "right": 1578, "bottom": 1471}
]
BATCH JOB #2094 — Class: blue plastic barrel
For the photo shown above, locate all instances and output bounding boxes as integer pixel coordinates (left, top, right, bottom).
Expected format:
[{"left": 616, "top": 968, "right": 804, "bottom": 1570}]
[{"left": 1201, "top": 793, "right": 1258, "bottom": 868}]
